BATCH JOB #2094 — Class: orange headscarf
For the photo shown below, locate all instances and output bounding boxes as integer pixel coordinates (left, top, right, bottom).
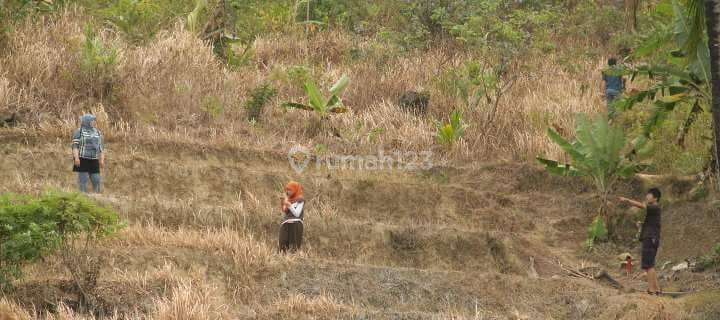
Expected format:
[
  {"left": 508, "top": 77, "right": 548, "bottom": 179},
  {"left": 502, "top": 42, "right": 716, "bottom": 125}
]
[{"left": 286, "top": 181, "right": 304, "bottom": 203}]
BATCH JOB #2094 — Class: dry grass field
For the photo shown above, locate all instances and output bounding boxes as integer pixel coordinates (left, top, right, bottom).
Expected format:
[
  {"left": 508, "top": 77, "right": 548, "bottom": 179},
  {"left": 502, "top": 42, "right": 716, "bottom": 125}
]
[{"left": 1, "top": 6, "right": 720, "bottom": 320}]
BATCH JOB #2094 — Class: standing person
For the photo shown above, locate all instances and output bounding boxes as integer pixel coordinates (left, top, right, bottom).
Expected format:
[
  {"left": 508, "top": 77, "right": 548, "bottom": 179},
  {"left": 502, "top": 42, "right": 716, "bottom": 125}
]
[
  {"left": 619, "top": 188, "right": 662, "bottom": 295},
  {"left": 602, "top": 57, "right": 625, "bottom": 116},
  {"left": 72, "top": 113, "right": 104, "bottom": 193},
  {"left": 279, "top": 181, "right": 305, "bottom": 253}
]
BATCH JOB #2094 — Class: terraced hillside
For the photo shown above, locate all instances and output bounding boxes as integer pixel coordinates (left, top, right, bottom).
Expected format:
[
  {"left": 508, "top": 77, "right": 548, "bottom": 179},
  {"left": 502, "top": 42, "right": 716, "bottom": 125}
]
[{"left": 1, "top": 132, "right": 720, "bottom": 319}]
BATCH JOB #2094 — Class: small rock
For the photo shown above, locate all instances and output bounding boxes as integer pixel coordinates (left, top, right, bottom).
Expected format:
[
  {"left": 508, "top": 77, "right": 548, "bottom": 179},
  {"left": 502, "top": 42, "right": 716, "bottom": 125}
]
[
  {"left": 399, "top": 91, "right": 429, "bottom": 115},
  {"left": 660, "top": 261, "right": 672, "bottom": 270},
  {"left": 0, "top": 113, "right": 17, "bottom": 127},
  {"left": 671, "top": 261, "right": 689, "bottom": 272},
  {"left": 301, "top": 287, "right": 321, "bottom": 296}
]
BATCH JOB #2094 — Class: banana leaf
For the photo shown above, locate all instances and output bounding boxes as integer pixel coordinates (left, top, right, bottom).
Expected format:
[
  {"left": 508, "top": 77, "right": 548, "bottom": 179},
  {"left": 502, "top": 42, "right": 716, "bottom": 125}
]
[
  {"left": 303, "top": 79, "right": 325, "bottom": 111},
  {"left": 536, "top": 157, "right": 583, "bottom": 177},
  {"left": 282, "top": 102, "right": 315, "bottom": 111},
  {"left": 546, "top": 128, "right": 584, "bottom": 163},
  {"left": 329, "top": 75, "right": 350, "bottom": 96},
  {"left": 618, "top": 163, "right": 654, "bottom": 177}
]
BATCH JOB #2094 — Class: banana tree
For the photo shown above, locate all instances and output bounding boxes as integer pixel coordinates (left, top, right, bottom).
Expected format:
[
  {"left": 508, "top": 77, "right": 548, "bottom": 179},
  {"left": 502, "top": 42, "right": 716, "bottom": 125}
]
[
  {"left": 537, "top": 113, "right": 652, "bottom": 234},
  {"left": 618, "top": 0, "right": 710, "bottom": 140},
  {"left": 282, "top": 75, "right": 350, "bottom": 116},
  {"left": 704, "top": 0, "right": 720, "bottom": 189},
  {"left": 620, "top": 0, "right": 719, "bottom": 185}
]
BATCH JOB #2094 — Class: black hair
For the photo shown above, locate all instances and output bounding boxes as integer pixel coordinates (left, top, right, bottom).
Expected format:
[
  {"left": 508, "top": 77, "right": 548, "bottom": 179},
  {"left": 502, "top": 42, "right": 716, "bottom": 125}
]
[
  {"left": 608, "top": 57, "right": 617, "bottom": 66},
  {"left": 647, "top": 188, "right": 661, "bottom": 201}
]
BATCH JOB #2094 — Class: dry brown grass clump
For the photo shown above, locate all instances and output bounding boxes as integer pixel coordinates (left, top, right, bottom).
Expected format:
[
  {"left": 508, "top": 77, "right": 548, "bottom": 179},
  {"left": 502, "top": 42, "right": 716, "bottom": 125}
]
[
  {"left": 119, "top": 26, "right": 258, "bottom": 128},
  {"left": 115, "top": 225, "right": 273, "bottom": 270},
  {"left": 151, "top": 280, "right": 229, "bottom": 320},
  {"left": 0, "top": 9, "right": 87, "bottom": 121},
  {"left": 0, "top": 298, "right": 32, "bottom": 320},
  {"left": 259, "top": 293, "right": 356, "bottom": 320}
]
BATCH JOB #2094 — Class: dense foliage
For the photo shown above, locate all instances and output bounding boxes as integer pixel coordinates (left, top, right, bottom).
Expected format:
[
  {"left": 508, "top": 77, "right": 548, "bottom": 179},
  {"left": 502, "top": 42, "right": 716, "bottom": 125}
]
[
  {"left": 538, "top": 113, "right": 652, "bottom": 243},
  {"left": 695, "top": 243, "right": 720, "bottom": 271},
  {"left": 0, "top": 191, "right": 123, "bottom": 289},
  {"left": 538, "top": 113, "right": 651, "bottom": 196},
  {"left": 245, "top": 84, "right": 277, "bottom": 122},
  {"left": 615, "top": 0, "right": 717, "bottom": 176}
]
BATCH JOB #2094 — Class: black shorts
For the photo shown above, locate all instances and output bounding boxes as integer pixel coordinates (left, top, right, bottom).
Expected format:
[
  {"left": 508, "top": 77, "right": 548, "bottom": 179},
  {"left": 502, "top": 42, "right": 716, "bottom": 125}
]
[
  {"left": 73, "top": 158, "right": 100, "bottom": 174},
  {"left": 641, "top": 237, "right": 660, "bottom": 269}
]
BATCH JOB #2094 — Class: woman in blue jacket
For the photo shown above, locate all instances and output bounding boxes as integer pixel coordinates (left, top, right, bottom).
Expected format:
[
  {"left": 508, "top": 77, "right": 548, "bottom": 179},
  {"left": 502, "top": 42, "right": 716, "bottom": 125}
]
[{"left": 72, "top": 114, "right": 104, "bottom": 193}]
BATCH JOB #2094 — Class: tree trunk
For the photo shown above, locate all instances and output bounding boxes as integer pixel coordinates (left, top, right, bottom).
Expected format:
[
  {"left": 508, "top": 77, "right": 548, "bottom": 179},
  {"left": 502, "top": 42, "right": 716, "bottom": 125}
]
[
  {"left": 705, "top": 0, "right": 720, "bottom": 190},
  {"left": 625, "top": 0, "right": 640, "bottom": 32}
]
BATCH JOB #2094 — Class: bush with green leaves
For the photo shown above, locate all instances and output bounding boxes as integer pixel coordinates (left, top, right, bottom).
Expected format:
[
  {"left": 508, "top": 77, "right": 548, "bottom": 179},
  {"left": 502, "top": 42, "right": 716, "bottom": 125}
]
[
  {"left": 101, "top": 0, "right": 161, "bottom": 42},
  {"left": 245, "top": 84, "right": 277, "bottom": 122},
  {"left": 613, "top": 0, "right": 715, "bottom": 176},
  {"left": 79, "top": 24, "right": 118, "bottom": 99},
  {"left": 436, "top": 110, "right": 465, "bottom": 146},
  {"left": 694, "top": 243, "right": 720, "bottom": 272},
  {"left": 230, "top": 0, "right": 291, "bottom": 41},
  {"left": 0, "top": 191, "right": 123, "bottom": 289},
  {"left": 586, "top": 215, "right": 609, "bottom": 249},
  {"left": 435, "top": 60, "right": 517, "bottom": 123},
  {"left": 201, "top": 95, "right": 224, "bottom": 121},
  {"left": 283, "top": 74, "right": 350, "bottom": 116},
  {"left": 537, "top": 113, "right": 652, "bottom": 241}
]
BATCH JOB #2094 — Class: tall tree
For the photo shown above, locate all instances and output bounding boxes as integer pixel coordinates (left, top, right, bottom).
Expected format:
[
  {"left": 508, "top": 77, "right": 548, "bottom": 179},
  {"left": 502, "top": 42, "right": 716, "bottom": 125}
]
[
  {"left": 626, "top": 0, "right": 641, "bottom": 32},
  {"left": 705, "top": 0, "right": 720, "bottom": 187}
]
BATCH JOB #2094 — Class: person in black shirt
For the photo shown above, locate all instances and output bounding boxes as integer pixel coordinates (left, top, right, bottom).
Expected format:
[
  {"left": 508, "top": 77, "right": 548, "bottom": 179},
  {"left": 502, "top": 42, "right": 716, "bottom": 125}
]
[{"left": 619, "top": 188, "right": 662, "bottom": 295}]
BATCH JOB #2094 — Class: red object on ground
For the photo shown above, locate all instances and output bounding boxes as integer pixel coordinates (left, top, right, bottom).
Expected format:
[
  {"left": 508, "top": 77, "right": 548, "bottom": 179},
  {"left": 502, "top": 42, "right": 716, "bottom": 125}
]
[{"left": 625, "top": 256, "right": 633, "bottom": 274}]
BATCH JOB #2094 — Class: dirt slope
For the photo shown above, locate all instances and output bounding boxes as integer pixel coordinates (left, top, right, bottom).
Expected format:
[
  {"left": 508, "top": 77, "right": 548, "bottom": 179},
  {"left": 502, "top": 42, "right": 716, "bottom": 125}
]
[{"left": 1, "top": 133, "right": 719, "bottom": 319}]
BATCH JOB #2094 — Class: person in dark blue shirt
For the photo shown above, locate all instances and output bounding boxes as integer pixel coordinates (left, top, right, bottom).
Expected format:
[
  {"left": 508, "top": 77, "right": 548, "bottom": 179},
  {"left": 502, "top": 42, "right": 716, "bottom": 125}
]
[{"left": 602, "top": 57, "right": 625, "bottom": 116}]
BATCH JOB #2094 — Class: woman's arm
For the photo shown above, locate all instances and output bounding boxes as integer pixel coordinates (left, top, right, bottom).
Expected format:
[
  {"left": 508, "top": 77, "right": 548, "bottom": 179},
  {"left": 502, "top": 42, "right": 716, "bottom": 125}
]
[
  {"left": 72, "top": 129, "right": 81, "bottom": 165},
  {"left": 73, "top": 148, "right": 80, "bottom": 166}
]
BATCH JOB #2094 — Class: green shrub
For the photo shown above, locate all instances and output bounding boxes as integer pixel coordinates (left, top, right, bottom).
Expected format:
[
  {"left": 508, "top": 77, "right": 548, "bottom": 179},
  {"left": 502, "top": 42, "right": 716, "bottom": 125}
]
[
  {"left": 245, "top": 84, "right": 277, "bottom": 122},
  {"left": 586, "top": 215, "right": 608, "bottom": 249},
  {"left": 695, "top": 244, "right": 720, "bottom": 272},
  {"left": 436, "top": 110, "right": 465, "bottom": 146},
  {"left": 287, "top": 65, "right": 312, "bottom": 88},
  {"left": 79, "top": 24, "right": 118, "bottom": 99},
  {"left": 229, "top": 0, "right": 291, "bottom": 41},
  {"left": 0, "top": 191, "right": 123, "bottom": 289},
  {"left": 434, "top": 61, "right": 505, "bottom": 110},
  {"left": 201, "top": 95, "right": 224, "bottom": 120},
  {"left": 101, "top": 0, "right": 161, "bottom": 42}
]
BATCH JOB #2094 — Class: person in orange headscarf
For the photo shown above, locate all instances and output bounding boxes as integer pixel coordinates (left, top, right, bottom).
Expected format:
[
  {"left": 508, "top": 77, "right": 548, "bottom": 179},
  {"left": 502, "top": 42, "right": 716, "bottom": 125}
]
[{"left": 279, "top": 181, "right": 305, "bottom": 252}]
